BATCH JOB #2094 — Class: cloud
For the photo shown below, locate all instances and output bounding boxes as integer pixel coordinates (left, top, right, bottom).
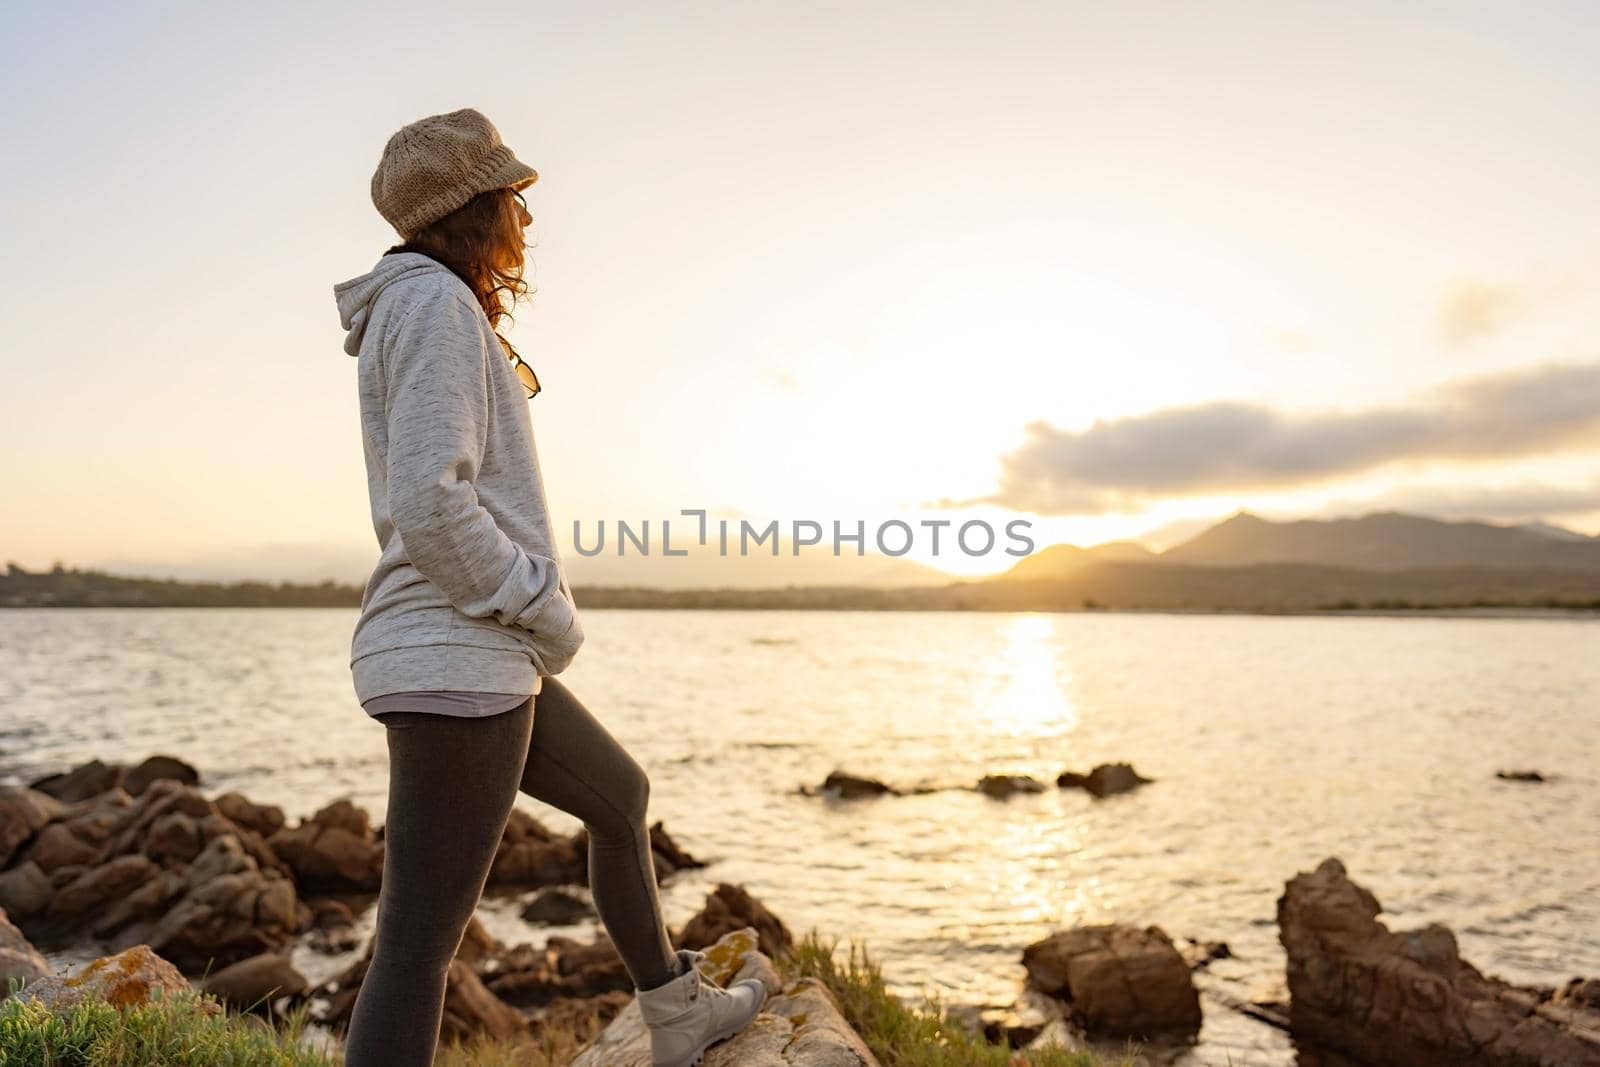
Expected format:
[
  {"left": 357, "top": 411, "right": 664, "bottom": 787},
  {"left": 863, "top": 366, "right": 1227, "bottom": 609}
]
[
  {"left": 1436, "top": 277, "right": 1527, "bottom": 347},
  {"left": 978, "top": 361, "right": 1600, "bottom": 515}
]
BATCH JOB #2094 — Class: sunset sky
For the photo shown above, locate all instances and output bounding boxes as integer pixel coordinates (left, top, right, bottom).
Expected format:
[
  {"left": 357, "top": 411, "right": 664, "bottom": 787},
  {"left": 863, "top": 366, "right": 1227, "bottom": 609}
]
[{"left": 3, "top": 1, "right": 1599, "bottom": 583}]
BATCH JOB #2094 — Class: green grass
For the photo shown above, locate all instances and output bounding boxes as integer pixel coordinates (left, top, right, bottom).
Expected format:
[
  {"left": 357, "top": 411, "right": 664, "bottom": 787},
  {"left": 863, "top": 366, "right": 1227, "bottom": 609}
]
[
  {"left": 775, "top": 929, "right": 1134, "bottom": 1067},
  {"left": 431, "top": 1029, "right": 586, "bottom": 1067},
  {"left": 0, "top": 979, "right": 333, "bottom": 1067}
]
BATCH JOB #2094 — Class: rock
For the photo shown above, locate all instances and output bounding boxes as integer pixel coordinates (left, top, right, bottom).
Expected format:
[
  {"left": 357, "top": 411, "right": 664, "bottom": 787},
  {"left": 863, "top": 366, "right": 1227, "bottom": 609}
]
[
  {"left": 484, "top": 934, "right": 641, "bottom": 1006},
  {"left": 1057, "top": 762, "right": 1152, "bottom": 797},
  {"left": 647, "top": 820, "right": 706, "bottom": 876},
  {"left": 1022, "top": 923, "right": 1201, "bottom": 1037},
  {"left": 7, "top": 778, "right": 304, "bottom": 973},
  {"left": 1278, "top": 856, "right": 1600, "bottom": 1067},
  {"left": 811, "top": 770, "right": 898, "bottom": 798},
  {"left": 48, "top": 854, "right": 160, "bottom": 924},
  {"left": 0, "top": 862, "right": 52, "bottom": 919},
  {"left": 1241, "top": 997, "right": 1291, "bottom": 1031},
  {"left": 489, "top": 808, "right": 585, "bottom": 888},
  {"left": 532, "top": 990, "right": 632, "bottom": 1045},
  {"left": 123, "top": 756, "right": 200, "bottom": 796},
  {"left": 1496, "top": 769, "right": 1547, "bottom": 783},
  {"left": 490, "top": 887, "right": 795, "bottom": 1013},
  {"left": 571, "top": 925, "right": 881, "bottom": 1067},
  {"left": 214, "top": 792, "right": 287, "bottom": 838},
  {"left": 136, "top": 835, "right": 300, "bottom": 971},
  {"left": 548, "top": 933, "right": 633, "bottom": 995},
  {"left": 486, "top": 955, "right": 571, "bottom": 1006},
  {"left": 320, "top": 929, "right": 528, "bottom": 1043},
  {"left": 308, "top": 923, "right": 361, "bottom": 955},
  {"left": 1558, "top": 978, "right": 1600, "bottom": 1012},
  {"left": 677, "top": 883, "right": 793, "bottom": 960},
  {"left": 568, "top": 821, "right": 705, "bottom": 884},
  {"left": 267, "top": 799, "right": 384, "bottom": 893},
  {"left": 91, "top": 869, "right": 186, "bottom": 940},
  {"left": 314, "top": 928, "right": 364, "bottom": 957},
  {"left": 487, "top": 919, "right": 705, "bottom": 1008},
  {"left": 92, "top": 781, "right": 235, "bottom": 871},
  {"left": 96, "top": 779, "right": 209, "bottom": 856},
  {"left": 200, "top": 952, "right": 308, "bottom": 1012},
  {"left": 1023, "top": 1016, "right": 1096, "bottom": 1056},
  {"left": 19, "top": 789, "right": 138, "bottom": 876},
  {"left": 0, "top": 787, "right": 61, "bottom": 866},
  {"left": 972, "top": 1004, "right": 1062, "bottom": 1049},
  {"left": 314, "top": 798, "right": 370, "bottom": 837},
  {"left": 303, "top": 897, "right": 360, "bottom": 953},
  {"left": 0, "top": 907, "right": 50, "bottom": 987},
  {"left": 197, "top": 811, "right": 290, "bottom": 879},
  {"left": 13, "top": 944, "right": 214, "bottom": 1014},
  {"left": 308, "top": 897, "right": 356, "bottom": 929},
  {"left": 21, "top": 821, "right": 101, "bottom": 873},
  {"left": 976, "top": 993, "right": 1065, "bottom": 1048},
  {"left": 29, "top": 759, "right": 124, "bottom": 804},
  {"left": 1178, "top": 937, "right": 1233, "bottom": 970},
  {"left": 457, "top": 914, "right": 502, "bottom": 969},
  {"left": 978, "top": 774, "right": 1047, "bottom": 799},
  {"left": 522, "top": 888, "right": 595, "bottom": 925},
  {"left": 440, "top": 959, "right": 529, "bottom": 1042},
  {"left": 1561, "top": 979, "right": 1600, "bottom": 1011},
  {"left": 143, "top": 812, "right": 206, "bottom": 866}
]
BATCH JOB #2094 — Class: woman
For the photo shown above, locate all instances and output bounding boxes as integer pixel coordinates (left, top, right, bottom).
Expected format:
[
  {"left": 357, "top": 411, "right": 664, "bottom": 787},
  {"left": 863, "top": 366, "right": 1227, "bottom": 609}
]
[{"left": 332, "top": 108, "right": 766, "bottom": 1067}]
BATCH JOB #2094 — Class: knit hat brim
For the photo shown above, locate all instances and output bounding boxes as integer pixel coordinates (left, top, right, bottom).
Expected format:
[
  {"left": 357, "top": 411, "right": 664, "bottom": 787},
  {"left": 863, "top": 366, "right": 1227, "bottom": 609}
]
[
  {"left": 504, "top": 159, "right": 539, "bottom": 191},
  {"left": 383, "top": 147, "right": 539, "bottom": 240},
  {"left": 508, "top": 165, "right": 538, "bottom": 191}
]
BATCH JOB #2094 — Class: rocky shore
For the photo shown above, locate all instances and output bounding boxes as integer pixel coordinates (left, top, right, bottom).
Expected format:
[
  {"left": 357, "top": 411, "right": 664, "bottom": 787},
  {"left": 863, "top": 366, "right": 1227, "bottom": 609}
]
[{"left": 4, "top": 755, "right": 1598, "bottom": 1066}]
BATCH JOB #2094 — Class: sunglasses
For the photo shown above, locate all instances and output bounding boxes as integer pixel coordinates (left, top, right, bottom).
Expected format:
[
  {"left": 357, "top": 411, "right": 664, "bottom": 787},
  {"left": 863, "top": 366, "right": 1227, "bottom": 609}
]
[{"left": 508, "top": 350, "right": 541, "bottom": 399}]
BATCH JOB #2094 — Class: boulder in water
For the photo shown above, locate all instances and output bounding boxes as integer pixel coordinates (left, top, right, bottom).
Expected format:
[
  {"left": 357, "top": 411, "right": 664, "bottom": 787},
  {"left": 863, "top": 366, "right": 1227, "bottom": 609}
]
[
  {"left": 123, "top": 756, "right": 200, "bottom": 796},
  {"left": 978, "top": 774, "right": 1047, "bottom": 799},
  {"left": 1278, "top": 856, "right": 1600, "bottom": 1066},
  {"left": 521, "top": 887, "right": 595, "bottom": 925},
  {"left": 29, "top": 759, "right": 123, "bottom": 804},
  {"left": 1057, "top": 762, "right": 1152, "bottom": 797},
  {"left": 808, "top": 771, "right": 898, "bottom": 799},
  {"left": 1022, "top": 922, "right": 1201, "bottom": 1037}
]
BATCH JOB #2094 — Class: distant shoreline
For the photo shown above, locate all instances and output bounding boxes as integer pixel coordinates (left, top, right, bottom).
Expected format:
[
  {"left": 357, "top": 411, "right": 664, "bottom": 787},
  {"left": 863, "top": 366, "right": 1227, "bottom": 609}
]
[
  {"left": 1, "top": 602, "right": 1595, "bottom": 621},
  {"left": 6, "top": 560, "right": 1599, "bottom": 616}
]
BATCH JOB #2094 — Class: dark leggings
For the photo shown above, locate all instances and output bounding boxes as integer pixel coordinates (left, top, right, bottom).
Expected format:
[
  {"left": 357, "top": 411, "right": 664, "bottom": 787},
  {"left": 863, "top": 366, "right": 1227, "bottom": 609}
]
[{"left": 342, "top": 677, "right": 679, "bottom": 1067}]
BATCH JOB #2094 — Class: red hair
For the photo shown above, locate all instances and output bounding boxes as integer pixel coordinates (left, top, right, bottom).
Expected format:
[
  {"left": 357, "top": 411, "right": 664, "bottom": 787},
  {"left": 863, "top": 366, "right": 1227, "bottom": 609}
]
[{"left": 387, "top": 185, "right": 533, "bottom": 358}]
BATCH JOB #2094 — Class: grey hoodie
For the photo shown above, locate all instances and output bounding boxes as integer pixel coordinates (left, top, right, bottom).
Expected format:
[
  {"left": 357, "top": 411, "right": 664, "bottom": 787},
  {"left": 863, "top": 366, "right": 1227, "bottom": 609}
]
[{"left": 334, "top": 251, "right": 582, "bottom": 708}]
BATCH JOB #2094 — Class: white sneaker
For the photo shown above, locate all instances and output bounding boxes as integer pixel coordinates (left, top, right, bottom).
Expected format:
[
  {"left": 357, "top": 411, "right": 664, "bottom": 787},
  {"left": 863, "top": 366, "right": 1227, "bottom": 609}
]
[{"left": 636, "top": 946, "right": 767, "bottom": 1067}]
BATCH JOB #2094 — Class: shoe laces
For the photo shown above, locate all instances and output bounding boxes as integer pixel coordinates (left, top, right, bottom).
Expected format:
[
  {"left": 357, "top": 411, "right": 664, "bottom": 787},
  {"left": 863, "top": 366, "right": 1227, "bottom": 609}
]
[{"left": 680, "top": 948, "right": 709, "bottom": 1000}]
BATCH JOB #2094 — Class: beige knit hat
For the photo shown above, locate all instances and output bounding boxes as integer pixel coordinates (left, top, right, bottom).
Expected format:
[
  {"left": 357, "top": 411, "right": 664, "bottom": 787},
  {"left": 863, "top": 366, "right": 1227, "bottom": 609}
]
[{"left": 370, "top": 108, "right": 538, "bottom": 240}]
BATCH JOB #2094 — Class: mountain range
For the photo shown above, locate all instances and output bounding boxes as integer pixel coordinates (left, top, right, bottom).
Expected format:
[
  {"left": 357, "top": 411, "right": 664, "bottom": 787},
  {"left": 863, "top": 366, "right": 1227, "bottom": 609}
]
[{"left": 1001, "top": 510, "right": 1600, "bottom": 580}]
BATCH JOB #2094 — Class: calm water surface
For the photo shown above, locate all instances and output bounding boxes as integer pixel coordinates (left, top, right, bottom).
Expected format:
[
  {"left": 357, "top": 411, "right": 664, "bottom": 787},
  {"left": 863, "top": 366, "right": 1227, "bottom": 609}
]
[{"left": 2, "top": 608, "right": 1596, "bottom": 1065}]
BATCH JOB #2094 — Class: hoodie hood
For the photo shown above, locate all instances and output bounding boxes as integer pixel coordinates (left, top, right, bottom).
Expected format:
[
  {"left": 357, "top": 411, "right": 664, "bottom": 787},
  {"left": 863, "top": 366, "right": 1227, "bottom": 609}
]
[{"left": 333, "top": 252, "right": 458, "bottom": 357}]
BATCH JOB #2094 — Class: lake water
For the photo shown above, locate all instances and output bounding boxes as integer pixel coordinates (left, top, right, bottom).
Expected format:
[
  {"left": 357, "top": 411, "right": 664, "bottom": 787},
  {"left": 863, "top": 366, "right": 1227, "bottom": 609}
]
[{"left": 2, "top": 607, "right": 1596, "bottom": 1065}]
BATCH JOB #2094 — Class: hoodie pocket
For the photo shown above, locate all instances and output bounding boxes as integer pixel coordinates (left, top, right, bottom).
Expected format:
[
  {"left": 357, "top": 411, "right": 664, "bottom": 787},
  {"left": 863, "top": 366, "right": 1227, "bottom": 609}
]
[{"left": 522, "top": 584, "right": 584, "bottom": 675}]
